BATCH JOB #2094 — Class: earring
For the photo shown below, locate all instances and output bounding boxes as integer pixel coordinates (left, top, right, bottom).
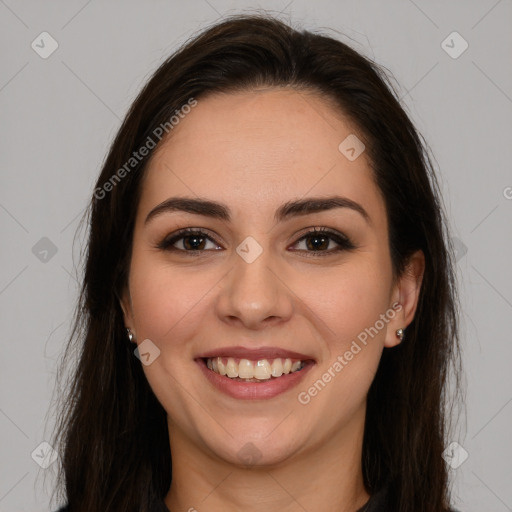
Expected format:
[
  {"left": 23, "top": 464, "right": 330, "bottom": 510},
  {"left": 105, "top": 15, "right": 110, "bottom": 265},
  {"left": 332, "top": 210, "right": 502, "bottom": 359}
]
[
  {"left": 396, "top": 328, "right": 404, "bottom": 341},
  {"left": 127, "top": 328, "right": 134, "bottom": 343}
]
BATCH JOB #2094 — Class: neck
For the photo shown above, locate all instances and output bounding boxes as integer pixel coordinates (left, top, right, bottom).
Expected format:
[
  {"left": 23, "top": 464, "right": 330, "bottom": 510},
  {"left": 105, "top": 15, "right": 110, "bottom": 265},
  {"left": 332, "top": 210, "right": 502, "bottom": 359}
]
[{"left": 164, "top": 405, "right": 370, "bottom": 512}]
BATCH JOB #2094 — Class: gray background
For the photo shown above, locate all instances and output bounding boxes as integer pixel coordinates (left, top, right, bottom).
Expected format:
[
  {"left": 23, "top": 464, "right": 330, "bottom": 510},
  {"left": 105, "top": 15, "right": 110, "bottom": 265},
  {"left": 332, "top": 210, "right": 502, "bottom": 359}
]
[{"left": 1, "top": 1, "right": 511, "bottom": 510}]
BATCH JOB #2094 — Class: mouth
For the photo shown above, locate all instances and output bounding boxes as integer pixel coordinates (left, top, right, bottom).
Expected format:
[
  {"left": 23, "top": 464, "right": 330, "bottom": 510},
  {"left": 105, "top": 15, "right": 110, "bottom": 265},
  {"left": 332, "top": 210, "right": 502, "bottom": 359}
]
[
  {"left": 195, "top": 347, "right": 316, "bottom": 400},
  {"left": 203, "top": 356, "right": 309, "bottom": 382}
]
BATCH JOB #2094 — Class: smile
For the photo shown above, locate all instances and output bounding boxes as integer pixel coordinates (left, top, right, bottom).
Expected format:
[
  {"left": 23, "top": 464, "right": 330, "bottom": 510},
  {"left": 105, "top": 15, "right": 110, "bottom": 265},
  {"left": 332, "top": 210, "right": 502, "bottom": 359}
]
[
  {"left": 196, "top": 356, "right": 315, "bottom": 400},
  {"left": 206, "top": 356, "right": 305, "bottom": 382}
]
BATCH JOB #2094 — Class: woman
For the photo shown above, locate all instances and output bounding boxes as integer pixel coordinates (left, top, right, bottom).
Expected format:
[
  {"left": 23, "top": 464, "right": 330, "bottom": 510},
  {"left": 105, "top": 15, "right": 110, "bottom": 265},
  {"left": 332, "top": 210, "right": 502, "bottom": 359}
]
[{"left": 51, "top": 13, "right": 462, "bottom": 512}]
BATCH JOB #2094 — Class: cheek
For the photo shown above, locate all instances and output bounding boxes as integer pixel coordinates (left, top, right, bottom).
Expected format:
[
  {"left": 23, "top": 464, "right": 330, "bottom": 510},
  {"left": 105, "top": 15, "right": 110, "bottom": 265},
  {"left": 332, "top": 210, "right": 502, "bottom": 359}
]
[
  {"left": 304, "top": 258, "right": 392, "bottom": 349},
  {"left": 128, "top": 251, "right": 212, "bottom": 343},
  {"left": 295, "top": 261, "right": 390, "bottom": 428}
]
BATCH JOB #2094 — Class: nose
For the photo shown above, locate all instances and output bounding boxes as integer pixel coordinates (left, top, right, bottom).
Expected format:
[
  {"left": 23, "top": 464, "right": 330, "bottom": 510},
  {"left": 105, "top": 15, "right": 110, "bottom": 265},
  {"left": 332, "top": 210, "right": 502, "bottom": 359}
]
[{"left": 214, "top": 242, "right": 294, "bottom": 330}]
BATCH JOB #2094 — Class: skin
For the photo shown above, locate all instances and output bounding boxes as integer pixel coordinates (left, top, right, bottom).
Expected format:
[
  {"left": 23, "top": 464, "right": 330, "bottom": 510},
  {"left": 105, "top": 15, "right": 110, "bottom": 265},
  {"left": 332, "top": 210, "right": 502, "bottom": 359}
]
[{"left": 121, "top": 87, "right": 424, "bottom": 512}]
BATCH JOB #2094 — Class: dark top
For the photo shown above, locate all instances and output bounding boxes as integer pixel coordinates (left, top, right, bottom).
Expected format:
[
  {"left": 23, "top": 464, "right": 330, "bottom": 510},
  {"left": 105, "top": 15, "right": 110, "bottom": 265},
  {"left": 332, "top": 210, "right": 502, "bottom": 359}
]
[
  {"left": 356, "top": 484, "right": 389, "bottom": 512},
  {"left": 55, "top": 484, "right": 459, "bottom": 511},
  {"left": 56, "top": 484, "right": 389, "bottom": 511}
]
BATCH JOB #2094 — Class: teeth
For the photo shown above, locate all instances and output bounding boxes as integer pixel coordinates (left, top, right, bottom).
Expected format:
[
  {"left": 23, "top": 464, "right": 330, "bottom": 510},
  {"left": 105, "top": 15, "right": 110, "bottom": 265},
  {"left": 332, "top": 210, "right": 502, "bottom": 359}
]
[
  {"left": 238, "top": 359, "right": 254, "bottom": 379},
  {"left": 218, "top": 358, "right": 227, "bottom": 376},
  {"left": 291, "top": 360, "right": 302, "bottom": 372},
  {"left": 206, "top": 357, "right": 305, "bottom": 381},
  {"left": 271, "top": 358, "right": 283, "bottom": 377},
  {"left": 226, "top": 358, "right": 238, "bottom": 378},
  {"left": 254, "top": 360, "right": 271, "bottom": 380}
]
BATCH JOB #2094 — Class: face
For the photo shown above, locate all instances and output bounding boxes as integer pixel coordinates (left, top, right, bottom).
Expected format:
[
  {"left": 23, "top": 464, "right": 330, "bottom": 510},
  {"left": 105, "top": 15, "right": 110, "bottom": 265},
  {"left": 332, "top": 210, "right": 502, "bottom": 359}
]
[{"left": 121, "top": 87, "right": 419, "bottom": 468}]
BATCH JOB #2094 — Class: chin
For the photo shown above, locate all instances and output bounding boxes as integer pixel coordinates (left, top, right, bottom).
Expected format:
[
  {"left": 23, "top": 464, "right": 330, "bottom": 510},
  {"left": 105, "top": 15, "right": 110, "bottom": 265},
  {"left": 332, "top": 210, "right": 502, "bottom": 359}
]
[{"left": 211, "top": 432, "right": 302, "bottom": 468}]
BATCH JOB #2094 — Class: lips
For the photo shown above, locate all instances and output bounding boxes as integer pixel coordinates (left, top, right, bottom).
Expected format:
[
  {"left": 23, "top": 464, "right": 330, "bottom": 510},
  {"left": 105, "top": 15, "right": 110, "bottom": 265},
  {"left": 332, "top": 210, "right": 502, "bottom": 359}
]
[
  {"left": 196, "top": 357, "right": 315, "bottom": 400},
  {"left": 195, "top": 345, "right": 316, "bottom": 400},
  {"left": 196, "top": 346, "right": 315, "bottom": 362}
]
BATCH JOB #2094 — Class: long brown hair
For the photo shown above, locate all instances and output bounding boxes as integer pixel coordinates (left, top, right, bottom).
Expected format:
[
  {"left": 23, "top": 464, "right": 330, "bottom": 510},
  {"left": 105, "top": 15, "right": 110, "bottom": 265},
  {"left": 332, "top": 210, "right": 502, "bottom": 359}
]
[{"left": 49, "top": 13, "right": 462, "bottom": 512}]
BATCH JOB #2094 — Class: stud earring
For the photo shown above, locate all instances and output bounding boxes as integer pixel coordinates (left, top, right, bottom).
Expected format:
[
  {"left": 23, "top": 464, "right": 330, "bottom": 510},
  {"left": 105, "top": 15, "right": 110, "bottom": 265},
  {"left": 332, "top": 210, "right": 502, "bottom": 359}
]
[
  {"left": 396, "top": 328, "right": 404, "bottom": 341},
  {"left": 127, "top": 328, "right": 135, "bottom": 343}
]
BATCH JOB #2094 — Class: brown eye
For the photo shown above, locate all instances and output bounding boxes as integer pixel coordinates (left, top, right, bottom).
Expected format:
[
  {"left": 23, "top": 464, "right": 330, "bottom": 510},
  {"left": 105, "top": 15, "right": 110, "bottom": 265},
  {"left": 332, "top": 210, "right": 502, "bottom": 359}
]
[
  {"left": 157, "top": 229, "right": 222, "bottom": 252},
  {"left": 156, "top": 226, "right": 356, "bottom": 257},
  {"left": 291, "top": 227, "right": 356, "bottom": 256}
]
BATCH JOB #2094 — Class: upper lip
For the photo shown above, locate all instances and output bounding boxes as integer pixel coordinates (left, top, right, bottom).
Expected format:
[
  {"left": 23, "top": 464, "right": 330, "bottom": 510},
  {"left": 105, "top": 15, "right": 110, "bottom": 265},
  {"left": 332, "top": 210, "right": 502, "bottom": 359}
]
[{"left": 197, "top": 346, "right": 315, "bottom": 361}]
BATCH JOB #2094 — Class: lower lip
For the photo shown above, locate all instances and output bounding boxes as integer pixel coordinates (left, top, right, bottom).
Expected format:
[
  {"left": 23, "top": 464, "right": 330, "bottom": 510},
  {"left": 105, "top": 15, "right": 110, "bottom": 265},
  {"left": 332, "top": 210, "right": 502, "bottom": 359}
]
[{"left": 196, "top": 358, "right": 315, "bottom": 400}]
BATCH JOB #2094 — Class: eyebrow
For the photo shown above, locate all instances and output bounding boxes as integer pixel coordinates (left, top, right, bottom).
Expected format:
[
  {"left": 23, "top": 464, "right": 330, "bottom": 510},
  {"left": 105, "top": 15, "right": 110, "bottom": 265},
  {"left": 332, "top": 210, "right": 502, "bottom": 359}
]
[{"left": 144, "top": 195, "right": 371, "bottom": 226}]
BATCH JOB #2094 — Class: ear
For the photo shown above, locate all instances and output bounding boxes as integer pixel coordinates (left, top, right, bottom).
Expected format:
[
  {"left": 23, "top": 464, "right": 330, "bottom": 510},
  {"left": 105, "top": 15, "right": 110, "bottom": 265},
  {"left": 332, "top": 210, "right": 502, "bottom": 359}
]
[
  {"left": 384, "top": 250, "right": 425, "bottom": 348},
  {"left": 119, "top": 285, "right": 135, "bottom": 336}
]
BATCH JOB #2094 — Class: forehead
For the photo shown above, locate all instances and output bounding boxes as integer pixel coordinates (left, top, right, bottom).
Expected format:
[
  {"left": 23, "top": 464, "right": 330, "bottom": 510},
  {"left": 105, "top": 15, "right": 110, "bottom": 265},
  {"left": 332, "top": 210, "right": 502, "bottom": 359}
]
[{"left": 139, "top": 88, "right": 386, "bottom": 226}]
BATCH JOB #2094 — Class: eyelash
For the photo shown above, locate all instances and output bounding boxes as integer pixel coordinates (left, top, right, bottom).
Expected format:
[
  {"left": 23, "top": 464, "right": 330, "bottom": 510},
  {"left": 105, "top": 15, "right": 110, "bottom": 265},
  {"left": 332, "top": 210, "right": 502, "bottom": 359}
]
[{"left": 156, "top": 226, "right": 356, "bottom": 257}]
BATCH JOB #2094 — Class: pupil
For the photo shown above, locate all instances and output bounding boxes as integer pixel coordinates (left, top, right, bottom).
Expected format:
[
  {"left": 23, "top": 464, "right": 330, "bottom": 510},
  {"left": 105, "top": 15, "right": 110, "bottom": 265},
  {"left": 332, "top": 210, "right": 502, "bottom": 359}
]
[
  {"left": 184, "top": 235, "right": 205, "bottom": 250},
  {"left": 307, "top": 235, "right": 328, "bottom": 251}
]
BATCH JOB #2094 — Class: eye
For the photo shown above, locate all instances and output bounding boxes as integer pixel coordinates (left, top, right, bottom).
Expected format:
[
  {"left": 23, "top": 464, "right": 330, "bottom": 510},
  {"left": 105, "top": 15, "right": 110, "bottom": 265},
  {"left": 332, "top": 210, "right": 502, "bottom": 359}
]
[
  {"left": 156, "top": 228, "right": 222, "bottom": 252},
  {"left": 290, "top": 227, "right": 356, "bottom": 256},
  {"left": 156, "top": 226, "right": 356, "bottom": 256}
]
